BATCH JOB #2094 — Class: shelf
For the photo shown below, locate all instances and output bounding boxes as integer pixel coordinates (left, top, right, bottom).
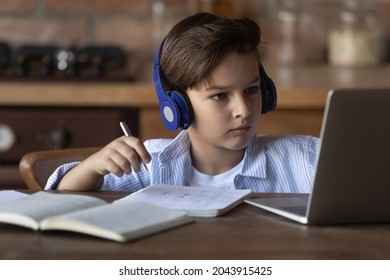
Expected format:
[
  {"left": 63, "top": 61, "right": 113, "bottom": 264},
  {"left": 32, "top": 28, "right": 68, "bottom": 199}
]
[
  {"left": 0, "top": 83, "right": 157, "bottom": 107},
  {"left": 1, "top": 64, "right": 389, "bottom": 140},
  {"left": 1, "top": 64, "right": 389, "bottom": 109},
  {"left": 0, "top": 80, "right": 328, "bottom": 109}
]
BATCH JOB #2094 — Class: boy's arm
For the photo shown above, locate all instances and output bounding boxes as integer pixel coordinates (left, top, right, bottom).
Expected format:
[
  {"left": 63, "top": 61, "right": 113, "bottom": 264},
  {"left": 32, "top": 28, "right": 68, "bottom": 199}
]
[
  {"left": 56, "top": 136, "right": 151, "bottom": 191},
  {"left": 57, "top": 157, "right": 104, "bottom": 191}
]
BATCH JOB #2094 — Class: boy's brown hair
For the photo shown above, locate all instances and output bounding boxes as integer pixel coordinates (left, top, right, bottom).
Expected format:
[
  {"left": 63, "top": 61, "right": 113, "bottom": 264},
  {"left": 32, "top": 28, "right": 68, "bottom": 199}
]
[{"left": 159, "top": 12, "right": 261, "bottom": 93}]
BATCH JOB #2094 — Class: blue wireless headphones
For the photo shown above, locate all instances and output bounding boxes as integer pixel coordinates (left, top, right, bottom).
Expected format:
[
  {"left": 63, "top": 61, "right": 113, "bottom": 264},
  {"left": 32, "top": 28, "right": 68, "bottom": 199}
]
[{"left": 153, "top": 40, "right": 277, "bottom": 131}]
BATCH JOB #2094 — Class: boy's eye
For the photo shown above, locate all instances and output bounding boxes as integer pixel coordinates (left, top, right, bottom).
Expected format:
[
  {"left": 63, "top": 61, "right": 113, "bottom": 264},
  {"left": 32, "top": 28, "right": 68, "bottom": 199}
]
[
  {"left": 211, "top": 93, "right": 227, "bottom": 101},
  {"left": 245, "top": 86, "right": 260, "bottom": 94}
]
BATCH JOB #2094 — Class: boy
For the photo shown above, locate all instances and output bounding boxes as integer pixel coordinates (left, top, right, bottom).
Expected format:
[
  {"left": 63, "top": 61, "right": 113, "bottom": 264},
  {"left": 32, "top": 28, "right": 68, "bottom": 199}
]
[{"left": 45, "top": 12, "right": 319, "bottom": 192}]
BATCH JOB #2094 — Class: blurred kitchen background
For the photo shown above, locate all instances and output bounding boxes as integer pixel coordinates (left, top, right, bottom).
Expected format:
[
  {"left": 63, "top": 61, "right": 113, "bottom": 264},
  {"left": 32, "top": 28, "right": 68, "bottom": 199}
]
[
  {"left": 1, "top": 0, "right": 390, "bottom": 188},
  {"left": 0, "top": 0, "right": 389, "bottom": 80}
]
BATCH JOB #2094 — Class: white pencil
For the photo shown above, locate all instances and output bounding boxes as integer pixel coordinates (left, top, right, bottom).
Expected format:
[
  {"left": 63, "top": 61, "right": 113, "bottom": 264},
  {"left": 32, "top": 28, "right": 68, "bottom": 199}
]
[{"left": 120, "top": 121, "right": 149, "bottom": 172}]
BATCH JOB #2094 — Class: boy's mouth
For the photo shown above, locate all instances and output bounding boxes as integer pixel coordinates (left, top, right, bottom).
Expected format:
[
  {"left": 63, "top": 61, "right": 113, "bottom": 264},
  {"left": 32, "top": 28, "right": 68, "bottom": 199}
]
[{"left": 229, "top": 125, "right": 252, "bottom": 135}]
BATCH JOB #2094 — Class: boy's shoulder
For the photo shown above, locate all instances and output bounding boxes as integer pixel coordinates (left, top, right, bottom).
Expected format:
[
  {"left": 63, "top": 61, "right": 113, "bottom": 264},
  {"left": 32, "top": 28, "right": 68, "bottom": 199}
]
[{"left": 256, "top": 134, "right": 319, "bottom": 148}]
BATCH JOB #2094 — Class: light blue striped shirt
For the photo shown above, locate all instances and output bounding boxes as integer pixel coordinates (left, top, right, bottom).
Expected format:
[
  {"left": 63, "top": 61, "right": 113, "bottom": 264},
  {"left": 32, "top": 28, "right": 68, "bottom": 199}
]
[{"left": 45, "top": 131, "right": 319, "bottom": 193}]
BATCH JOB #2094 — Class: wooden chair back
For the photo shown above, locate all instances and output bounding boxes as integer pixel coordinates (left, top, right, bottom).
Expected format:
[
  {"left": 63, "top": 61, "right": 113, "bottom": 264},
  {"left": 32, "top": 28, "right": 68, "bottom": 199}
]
[{"left": 19, "top": 147, "right": 100, "bottom": 190}]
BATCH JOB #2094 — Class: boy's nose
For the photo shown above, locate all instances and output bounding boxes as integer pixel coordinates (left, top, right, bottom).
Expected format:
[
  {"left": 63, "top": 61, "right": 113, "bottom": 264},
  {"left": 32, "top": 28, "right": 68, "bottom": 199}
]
[{"left": 233, "top": 95, "right": 251, "bottom": 119}]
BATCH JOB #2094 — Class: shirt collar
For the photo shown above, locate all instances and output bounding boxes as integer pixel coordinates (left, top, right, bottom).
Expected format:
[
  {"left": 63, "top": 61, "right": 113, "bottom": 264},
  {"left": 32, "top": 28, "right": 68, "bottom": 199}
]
[
  {"left": 159, "top": 131, "right": 267, "bottom": 179},
  {"left": 158, "top": 130, "right": 191, "bottom": 164}
]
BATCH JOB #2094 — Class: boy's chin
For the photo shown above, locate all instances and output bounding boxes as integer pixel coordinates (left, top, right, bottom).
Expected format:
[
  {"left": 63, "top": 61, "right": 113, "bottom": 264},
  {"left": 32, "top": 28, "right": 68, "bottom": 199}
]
[{"left": 227, "top": 138, "right": 252, "bottom": 151}]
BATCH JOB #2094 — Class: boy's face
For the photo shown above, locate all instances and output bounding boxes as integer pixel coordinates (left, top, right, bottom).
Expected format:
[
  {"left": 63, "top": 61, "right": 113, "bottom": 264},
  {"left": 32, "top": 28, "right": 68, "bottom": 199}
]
[{"left": 187, "top": 51, "right": 262, "bottom": 153}]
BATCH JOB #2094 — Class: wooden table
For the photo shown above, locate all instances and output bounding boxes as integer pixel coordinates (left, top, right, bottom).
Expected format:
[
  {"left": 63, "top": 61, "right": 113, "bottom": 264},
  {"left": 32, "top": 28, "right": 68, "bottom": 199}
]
[{"left": 1, "top": 191, "right": 389, "bottom": 260}]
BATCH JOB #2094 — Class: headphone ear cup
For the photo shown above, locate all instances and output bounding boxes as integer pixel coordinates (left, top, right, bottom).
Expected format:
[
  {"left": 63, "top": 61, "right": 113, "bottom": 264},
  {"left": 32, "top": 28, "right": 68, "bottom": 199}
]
[
  {"left": 159, "top": 94, "right": 181, "bottom": 131},
  {"left": 259, "top": 64, "right": 277, "bottom": 114},
  {"left": 169, "top": 91, "right": 194, "bottom": 130},
  {"left": 153, "top": 39, "right": 194, "bottom": 131}
]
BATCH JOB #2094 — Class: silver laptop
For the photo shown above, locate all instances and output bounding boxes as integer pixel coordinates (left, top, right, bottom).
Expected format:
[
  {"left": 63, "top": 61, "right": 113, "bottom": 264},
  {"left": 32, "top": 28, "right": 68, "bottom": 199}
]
[{"left": 245, "top": 88, "right": 390, "bottom": 224}]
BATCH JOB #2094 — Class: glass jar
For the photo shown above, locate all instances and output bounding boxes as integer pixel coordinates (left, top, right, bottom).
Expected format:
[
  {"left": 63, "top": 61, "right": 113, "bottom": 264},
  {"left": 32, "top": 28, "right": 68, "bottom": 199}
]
[
  {"left": 327, "top": 0, "right": 387, "bottom": 67},
  {"left": 267, "top": 0, "right": 326, "bottom": 65}
]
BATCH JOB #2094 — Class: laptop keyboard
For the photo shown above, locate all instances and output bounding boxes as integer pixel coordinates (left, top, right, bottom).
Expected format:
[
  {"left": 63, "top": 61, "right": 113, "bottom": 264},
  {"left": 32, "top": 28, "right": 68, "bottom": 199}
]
[{"left": 281, "top": 206, "right": 307, "bottom": 216}]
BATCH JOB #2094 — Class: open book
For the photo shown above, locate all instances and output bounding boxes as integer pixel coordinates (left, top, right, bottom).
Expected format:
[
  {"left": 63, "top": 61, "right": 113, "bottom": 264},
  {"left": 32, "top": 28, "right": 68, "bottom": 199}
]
[
  {"left": 120, "top": 184, "right": 253, "bottom": 217},
  {"left": 0, "top": 190, "right": 29, "bottom": 203},
  {"left": 0, "top": 192, "right": 193, "bottom": 242}
]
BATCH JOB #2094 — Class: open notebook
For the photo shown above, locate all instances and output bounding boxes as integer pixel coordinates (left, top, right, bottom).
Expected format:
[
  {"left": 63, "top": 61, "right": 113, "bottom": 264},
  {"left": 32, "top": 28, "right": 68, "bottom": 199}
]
[{"left": 246, "top": 88, "right": 390, "bottom": 224}]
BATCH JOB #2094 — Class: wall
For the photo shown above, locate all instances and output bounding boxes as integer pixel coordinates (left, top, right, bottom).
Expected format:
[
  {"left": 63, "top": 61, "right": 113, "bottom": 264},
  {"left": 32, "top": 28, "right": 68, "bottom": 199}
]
[
  {"left": 0, "top": 0, "right": 268, "bottom": 81},
  {"left": 0, "top": 0, "right": 266, "bottom": 49},
  {"left": 1, "top": 0, "right": 389, "bottom": 81}
]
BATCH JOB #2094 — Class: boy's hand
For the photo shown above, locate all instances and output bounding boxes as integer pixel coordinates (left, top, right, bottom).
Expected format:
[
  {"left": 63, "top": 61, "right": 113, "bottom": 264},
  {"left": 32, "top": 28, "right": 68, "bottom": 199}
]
[
  {"left": 57, "top": 136, "right": 151, "bottom": 191},
  {"left": 86, "top": 136, "right": 151, "bottom": 177}
]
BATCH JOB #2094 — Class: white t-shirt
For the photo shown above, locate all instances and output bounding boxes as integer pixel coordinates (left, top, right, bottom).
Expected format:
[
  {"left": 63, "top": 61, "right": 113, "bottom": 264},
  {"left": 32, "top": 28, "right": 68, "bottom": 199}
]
[{"left": 186, "top": 160, "right": 244, "bottom": 189}]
